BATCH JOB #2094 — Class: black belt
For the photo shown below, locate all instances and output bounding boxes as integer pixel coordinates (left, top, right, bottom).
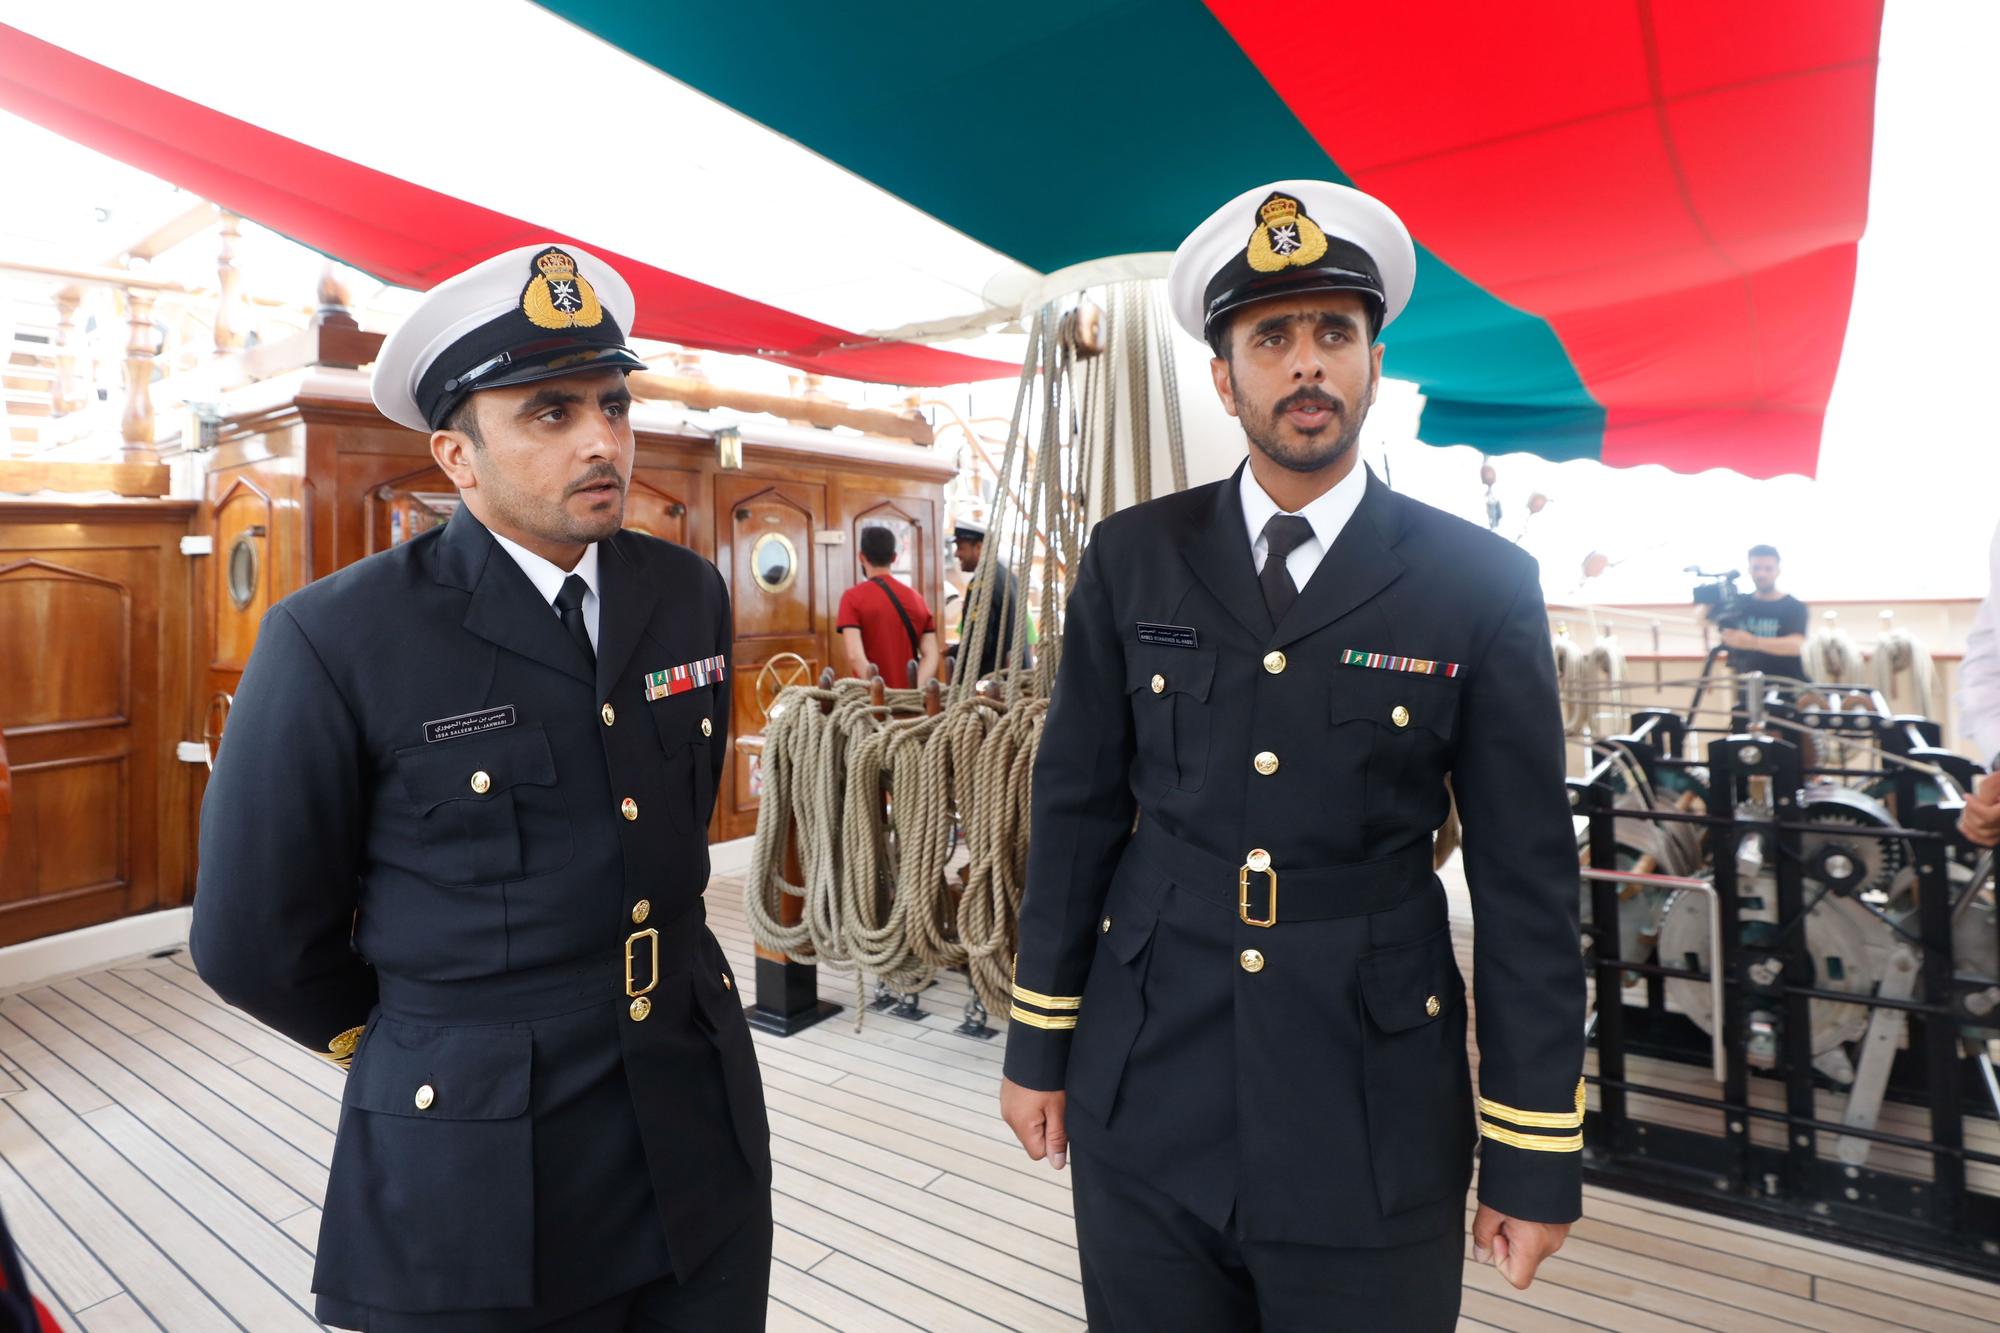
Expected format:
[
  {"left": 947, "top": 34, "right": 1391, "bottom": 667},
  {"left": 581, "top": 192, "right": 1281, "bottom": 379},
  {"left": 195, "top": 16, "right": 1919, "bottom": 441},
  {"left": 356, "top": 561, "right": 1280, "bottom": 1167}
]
[
  {"left": 375, "top": 899, "right": 707, "bottom": 1025},
  {"left": 1131, "top": 818, "right": 1434, "bottom": 926}
]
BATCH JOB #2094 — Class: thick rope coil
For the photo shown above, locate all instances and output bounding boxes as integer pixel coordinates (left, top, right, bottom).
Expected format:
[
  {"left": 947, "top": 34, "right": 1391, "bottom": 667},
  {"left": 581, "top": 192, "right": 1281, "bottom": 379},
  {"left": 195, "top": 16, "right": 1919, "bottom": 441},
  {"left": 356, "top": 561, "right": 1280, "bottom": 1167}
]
[{"left": 1870, "top": 626, "right": 1937, "bottom": 718}]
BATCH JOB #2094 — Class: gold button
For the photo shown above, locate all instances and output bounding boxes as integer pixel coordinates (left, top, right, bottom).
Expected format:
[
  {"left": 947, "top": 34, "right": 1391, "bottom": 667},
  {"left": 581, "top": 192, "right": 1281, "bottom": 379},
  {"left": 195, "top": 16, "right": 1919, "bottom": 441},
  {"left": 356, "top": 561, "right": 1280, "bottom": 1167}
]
[
  {"left": 1425, "top": 994, "right": 1442, "bottom": 1018},
  {"left": 414, "top": 1084, "right": 435, "bottom": 1111},
  {"left": 1391, "top": 705, "right": 1410, "bottom": 728},
  {"left": 1240, "top": 949, "right": 1265, "bottom": 974},
  {"left": 701, "top": 717, "right": 713, "bottom": 737},
  {"left": 1263, "top": 651, "right": 1287, "bottom": 674},
  {"left": 1101, "top": 917, "right": 1113, "bottom": 933},
  {"left": 629, "top": 996, "right": 652, "bottom": 1022},
  {"left": 631, "top": 899, "right": 651, "bottom": 925},
  {"left": 1253, "top": 751, "right": 1279, "bottom": 776},
  {"left": 601, "top": 702, "right": 616, "bottom": 726},
  {"left": 721, "top": 972, "right": 732, "bottom": 991},
  {"left": 621, "top": 797, "right": 639, "bottom": 821},
  {"left": 469, "top": 770, "right": 491, "bottom": 795},
  {"left": 1150, "top": 674, "right": 1166, "bottom": 695},
  {"left": 1246, "top": 848, "right": 1271, "bottom": 873}
]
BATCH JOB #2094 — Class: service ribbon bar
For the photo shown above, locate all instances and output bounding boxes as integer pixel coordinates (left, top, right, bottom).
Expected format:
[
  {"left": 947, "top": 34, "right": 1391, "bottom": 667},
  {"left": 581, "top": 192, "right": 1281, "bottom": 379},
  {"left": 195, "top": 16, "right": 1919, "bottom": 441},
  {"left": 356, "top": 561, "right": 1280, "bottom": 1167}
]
[
  {"left": 645, "top": 654, "right": 729, "bottom": 701},
  {"left": 1341, "top": 648, "right": 1462, "bottom": 678}
]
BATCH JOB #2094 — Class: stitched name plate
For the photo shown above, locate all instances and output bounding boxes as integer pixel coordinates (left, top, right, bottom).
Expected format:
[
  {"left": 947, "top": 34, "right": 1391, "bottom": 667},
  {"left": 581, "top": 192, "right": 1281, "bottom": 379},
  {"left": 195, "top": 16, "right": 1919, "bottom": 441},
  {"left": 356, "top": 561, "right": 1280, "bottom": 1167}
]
[
  {"left": 423, "top": 705, "right": 517, "bottom": 743},
  {"left": 1135, "top": 623, "right": 1200, "bottom": 649}
]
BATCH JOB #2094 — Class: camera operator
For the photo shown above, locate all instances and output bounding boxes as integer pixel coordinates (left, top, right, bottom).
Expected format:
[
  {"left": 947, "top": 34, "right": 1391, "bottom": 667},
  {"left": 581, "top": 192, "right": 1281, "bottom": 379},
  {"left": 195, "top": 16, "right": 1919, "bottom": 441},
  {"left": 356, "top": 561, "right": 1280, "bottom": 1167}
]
[{"left": 1713, "top": 544, "right": 1808, "bottom": 680}]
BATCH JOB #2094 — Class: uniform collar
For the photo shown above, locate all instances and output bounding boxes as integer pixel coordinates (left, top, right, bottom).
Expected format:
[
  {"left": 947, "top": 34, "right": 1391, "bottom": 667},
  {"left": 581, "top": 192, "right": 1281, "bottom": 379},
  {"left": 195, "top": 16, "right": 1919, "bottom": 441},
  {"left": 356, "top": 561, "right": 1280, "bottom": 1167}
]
[
  {"left": 1238, "top": 455, "right": 1369, "bottom": 555},
  {"left": 487, "top": 529, "right": 599, "bottom": 609}
]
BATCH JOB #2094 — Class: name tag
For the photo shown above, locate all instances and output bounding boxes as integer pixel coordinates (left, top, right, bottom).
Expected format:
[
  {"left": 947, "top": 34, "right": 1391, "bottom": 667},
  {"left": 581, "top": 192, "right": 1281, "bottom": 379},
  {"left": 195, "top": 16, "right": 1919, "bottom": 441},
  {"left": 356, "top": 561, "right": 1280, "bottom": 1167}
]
[
  {"left": 1135, "top": 622, "right": 1200, "bottom": 649},
  {"left": 423, "top": 705, "right": 517, "bottom": 743}
]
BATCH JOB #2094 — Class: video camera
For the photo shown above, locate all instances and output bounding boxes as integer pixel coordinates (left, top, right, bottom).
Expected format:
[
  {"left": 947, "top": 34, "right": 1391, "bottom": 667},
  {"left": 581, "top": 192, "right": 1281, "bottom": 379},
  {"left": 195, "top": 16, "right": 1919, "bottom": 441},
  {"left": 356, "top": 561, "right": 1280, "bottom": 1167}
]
[{"left": 1688, "top": 566, "right": 1748, "bottom": 631}]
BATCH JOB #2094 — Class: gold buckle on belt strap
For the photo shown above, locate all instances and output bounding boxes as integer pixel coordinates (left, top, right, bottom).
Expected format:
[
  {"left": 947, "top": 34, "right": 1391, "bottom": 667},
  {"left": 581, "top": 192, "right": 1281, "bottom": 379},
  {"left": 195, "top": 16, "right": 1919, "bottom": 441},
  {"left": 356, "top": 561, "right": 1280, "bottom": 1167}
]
[
  {"left": 625, "top": 928, "right": 660, "bottom": 997},
  {"left": 1238, "top": 850, "right": 1277, "bottom": 928}
]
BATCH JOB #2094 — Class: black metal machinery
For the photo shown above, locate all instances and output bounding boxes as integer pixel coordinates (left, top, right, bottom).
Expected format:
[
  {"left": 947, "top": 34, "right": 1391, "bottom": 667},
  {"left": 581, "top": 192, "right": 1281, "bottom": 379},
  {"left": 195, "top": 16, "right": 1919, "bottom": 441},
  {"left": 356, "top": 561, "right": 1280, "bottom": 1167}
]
[{"left": 1573, "top": 677, "right": 2000, "bottom": 1278}]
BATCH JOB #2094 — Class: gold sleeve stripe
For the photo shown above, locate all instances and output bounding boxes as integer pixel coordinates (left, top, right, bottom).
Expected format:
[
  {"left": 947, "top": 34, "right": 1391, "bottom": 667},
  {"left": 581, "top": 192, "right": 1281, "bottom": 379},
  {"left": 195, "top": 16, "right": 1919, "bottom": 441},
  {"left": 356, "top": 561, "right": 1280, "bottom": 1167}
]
[
  {"left": 1010, "top": 983, "right": 1083, "bottom": 1011},
  {"left": 1009, "top": 1005, "right": 1080, "bottom": 1031},
  {"left": 1479, "top": 1121, "right": 1582, "bottom": 1153},
  {"left": 1477, "top": 1079, "right": 1586, "bottom": 1130}
]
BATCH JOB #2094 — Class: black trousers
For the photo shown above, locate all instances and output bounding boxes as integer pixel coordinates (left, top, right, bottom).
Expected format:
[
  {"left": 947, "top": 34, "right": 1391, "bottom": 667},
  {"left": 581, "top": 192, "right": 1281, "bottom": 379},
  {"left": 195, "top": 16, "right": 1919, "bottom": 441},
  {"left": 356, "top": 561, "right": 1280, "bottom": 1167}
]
[
  {"left": 318, "top": 1196, "right": 771, "bottom": 1333},
  {"left": 1072, "top": 1150, "right": 1463, "bottom": 1333}
]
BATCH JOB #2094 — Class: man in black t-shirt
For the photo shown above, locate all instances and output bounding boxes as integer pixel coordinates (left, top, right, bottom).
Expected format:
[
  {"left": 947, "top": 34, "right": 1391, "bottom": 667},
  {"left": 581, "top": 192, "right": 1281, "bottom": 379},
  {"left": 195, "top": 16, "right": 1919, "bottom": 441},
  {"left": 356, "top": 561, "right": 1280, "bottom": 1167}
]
[{"left": 1721, "top": 543, "right": 1808, "bottom": 680}]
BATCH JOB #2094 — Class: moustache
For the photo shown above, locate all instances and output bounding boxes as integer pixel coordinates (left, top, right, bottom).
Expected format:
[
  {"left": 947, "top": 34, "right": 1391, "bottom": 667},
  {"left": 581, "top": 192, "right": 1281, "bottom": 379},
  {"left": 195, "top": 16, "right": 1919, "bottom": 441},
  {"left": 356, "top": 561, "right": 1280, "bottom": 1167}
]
[
  {"left": 1274, "top": 388, "right": 1342, "bottom": 416},
  {"left": 566, "top": 466, "right": 624, "bottom": 496}
]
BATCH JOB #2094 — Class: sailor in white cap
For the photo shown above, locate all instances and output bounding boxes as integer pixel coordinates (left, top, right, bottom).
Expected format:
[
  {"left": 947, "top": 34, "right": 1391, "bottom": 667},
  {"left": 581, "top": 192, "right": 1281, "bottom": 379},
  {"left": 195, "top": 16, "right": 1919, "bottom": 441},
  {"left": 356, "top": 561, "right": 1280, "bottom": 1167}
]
[
  {"left": 194, "top": 243, "right": 772, "bottom": 1330},
  {"left": 1000, "top": 182, "right": 1583, "bottom": 1329}
]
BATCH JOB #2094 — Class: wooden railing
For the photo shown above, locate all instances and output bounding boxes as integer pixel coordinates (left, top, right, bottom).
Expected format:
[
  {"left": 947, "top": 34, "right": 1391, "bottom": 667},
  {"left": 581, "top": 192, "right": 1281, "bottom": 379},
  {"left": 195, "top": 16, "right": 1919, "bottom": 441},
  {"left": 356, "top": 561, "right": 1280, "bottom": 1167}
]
[{"left": 0, "top": 207, "right": 302, "bottom": 471}]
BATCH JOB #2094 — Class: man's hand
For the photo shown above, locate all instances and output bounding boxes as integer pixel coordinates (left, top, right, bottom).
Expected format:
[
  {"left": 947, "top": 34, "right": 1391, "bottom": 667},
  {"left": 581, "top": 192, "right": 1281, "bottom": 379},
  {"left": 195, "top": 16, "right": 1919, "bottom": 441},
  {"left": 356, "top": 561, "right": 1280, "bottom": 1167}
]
[
  {"left": 1719, "top": 628, "right": 1754, "bottom": 650},
  {"left": 1471, "top": 1203, "right": 1569, "bottom": 1290},
  {"left": 1000, "top": 1077, "right": 1068, "bottom": 1170},
  {"left": 1959, "top": 771, "right": 2000, "bottom": 846}
]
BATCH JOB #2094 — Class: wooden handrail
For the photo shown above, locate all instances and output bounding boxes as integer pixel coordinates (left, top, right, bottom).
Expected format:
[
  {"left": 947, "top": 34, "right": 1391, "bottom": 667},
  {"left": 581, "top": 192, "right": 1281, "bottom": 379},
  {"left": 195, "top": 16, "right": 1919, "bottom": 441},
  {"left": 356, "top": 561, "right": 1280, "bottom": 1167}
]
[{"left": 0, "top": 257, "right": 186, "bottom": 292}]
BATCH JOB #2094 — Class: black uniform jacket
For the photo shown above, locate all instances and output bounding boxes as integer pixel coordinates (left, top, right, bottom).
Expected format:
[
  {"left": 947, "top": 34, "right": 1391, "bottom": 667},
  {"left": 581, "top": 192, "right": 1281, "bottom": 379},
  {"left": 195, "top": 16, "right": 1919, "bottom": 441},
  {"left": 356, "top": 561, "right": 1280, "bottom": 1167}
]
[
  {"left": 1004, "top": 464, "right": 1585, "bottom": 1245},
  {"left": 192, "top": 510, "right": 769, "bottom": 1319}
]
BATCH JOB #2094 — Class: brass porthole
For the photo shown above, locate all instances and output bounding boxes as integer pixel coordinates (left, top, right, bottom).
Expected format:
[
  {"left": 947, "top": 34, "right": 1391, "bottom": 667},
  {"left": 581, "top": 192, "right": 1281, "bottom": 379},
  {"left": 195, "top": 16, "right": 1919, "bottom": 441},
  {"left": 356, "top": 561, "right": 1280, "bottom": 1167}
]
[
  {"left": 751, "top": 531, "right": 799, "bottom": 594},
  {"left": 226, "top": 530, "right": 261, "bottom": 611}
]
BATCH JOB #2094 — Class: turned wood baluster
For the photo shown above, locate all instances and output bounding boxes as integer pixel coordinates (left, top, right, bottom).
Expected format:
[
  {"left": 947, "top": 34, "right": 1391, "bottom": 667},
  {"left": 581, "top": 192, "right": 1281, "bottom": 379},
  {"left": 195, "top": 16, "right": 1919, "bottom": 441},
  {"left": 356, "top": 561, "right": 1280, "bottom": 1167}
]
[
  {"left": 120, "top": 287, "right": 158, "bottom": 463},
  {"left": 213, "top": 212, "right": 246, "bottom": 352},
  {"left": 51, "top": 285, "right": 82, "bottom": 416}
]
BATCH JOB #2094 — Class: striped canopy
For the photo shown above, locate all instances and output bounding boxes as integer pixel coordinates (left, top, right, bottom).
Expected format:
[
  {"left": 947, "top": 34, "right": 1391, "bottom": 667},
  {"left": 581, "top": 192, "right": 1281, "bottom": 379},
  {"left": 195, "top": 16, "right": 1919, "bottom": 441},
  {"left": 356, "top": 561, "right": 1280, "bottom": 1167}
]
[{"left": 0, "top": 1, "right": 1882, "bottom": 475}]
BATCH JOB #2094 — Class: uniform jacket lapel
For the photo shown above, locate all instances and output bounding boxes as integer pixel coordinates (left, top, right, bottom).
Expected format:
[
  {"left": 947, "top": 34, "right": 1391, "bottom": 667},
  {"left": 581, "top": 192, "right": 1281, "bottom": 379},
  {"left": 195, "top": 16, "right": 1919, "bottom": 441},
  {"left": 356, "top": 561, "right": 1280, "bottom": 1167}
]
[
  {"left": 1179, "top": 461, "right": 1275, "bottom": 644},
  {"left": 593, "top": 532, "right": 661, "bottom": 700},
  {"left": 1270, "top": 468, "right": 1408, "bottom": 651},
  {"left": 437, "top": 509, "right": 596, "bottom": 686}
]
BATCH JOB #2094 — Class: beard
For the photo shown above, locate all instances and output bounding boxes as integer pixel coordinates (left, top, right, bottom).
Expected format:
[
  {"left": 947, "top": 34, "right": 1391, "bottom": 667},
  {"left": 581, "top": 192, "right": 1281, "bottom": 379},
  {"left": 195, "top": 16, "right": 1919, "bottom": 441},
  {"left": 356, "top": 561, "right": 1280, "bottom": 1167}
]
[
  {"left": 1232, "top": 370, "right": 1369, "bottom": 475},
  {"left": 484, "top": 459, "right": 627, "bottom": 546}
]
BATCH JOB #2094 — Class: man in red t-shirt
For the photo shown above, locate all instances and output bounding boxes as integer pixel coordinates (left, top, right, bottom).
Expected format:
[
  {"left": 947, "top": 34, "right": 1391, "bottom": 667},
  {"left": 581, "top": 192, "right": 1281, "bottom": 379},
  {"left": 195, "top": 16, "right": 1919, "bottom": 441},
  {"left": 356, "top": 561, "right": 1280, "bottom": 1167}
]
[{"left": 836, "top": 526, "right": 940, "bottom": 687}]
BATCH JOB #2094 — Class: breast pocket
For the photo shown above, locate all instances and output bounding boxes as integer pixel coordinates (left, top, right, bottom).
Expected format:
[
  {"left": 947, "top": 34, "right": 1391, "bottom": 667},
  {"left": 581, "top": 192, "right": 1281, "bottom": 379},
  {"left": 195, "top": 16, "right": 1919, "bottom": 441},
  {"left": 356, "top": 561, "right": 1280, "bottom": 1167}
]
[
  {"left": 1125, "top": 645, "right": 1216, "bottom": 796},
  {"left": 647, "top": 691, "right": 718, "bottom": 834},
  {"left": 393, "top": 725, "right": 570, "bottom": 885},
  {"left": 1330, "top": 669, "right": 1461, "bottom": 822}
]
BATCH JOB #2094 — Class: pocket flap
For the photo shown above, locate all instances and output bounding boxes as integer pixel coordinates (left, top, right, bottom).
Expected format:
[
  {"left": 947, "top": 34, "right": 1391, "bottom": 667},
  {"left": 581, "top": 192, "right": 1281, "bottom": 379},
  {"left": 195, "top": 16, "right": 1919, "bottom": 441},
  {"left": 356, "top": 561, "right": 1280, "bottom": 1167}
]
[
  {"left": 647, "top": 691, "right": 716, "bottom": 755},
  {"left": 1124, "top": 645, "right": 1216, "bottom": 701},
  {"left": 1101, "top": 872, "right": 1165, "bottom": 965},
  {"left": 1358, "top": 928, "right": 1463, "bottom": 1034},
  {"left": 1330, "top": 670, "right": 1457, "bottom": 740},
  {"left": 347, "top": 1019, "right": 531, "bottom": 1120},
  {"left": 394, "top": 725, "right": 557, "bottom": 814}
]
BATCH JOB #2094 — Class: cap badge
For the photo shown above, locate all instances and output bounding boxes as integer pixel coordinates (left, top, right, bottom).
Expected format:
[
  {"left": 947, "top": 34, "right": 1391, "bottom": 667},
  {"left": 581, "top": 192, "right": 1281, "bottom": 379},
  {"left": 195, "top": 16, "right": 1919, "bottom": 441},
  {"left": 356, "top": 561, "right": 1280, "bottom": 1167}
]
[
  {"left": 521, "top": 247, "right": 605, "bottom": 330},
  {"left": 1246, "top": 193, "right": 1329, "bottom": 274}
]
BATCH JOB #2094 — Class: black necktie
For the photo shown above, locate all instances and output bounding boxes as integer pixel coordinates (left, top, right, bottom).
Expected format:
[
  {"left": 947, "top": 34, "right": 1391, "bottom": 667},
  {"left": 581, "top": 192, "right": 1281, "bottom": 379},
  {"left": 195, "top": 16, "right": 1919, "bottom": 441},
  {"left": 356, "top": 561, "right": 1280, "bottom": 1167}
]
[
  {"left": 554, "top": 574, "right": 595, "bottom": 669},
  {"left": 1259, "top": 514, "right": 1315, "bottom": 625}
]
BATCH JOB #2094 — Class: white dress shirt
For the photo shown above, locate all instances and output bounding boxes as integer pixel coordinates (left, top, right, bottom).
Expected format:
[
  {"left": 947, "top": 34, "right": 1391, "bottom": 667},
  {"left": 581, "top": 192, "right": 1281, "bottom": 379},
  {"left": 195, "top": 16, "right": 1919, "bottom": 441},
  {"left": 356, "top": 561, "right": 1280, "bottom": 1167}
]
[
  {"left": 1956, "top": 520, "right": 2000, "bottom": 766},
  {"left": 489, "top": 529, "right": 602, "bottom": 653},
  {"left": 1239, "top": 459, "right": 1369, "bottom": 591}
]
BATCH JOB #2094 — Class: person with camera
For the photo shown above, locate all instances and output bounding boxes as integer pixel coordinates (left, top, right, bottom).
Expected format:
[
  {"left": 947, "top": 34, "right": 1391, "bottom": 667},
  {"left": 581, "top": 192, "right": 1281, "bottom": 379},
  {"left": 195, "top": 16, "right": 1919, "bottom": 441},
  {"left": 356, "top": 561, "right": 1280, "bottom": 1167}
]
[{"left": 1713, "top": 544, "right": 1809, "bottom": 680}]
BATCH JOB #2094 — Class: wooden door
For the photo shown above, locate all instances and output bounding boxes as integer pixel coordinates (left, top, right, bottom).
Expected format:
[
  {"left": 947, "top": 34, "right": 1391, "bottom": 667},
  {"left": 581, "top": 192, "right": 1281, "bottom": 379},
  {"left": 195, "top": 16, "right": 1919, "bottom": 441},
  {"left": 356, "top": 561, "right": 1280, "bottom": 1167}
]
[
  {"left": 0, "top": 504, "right": 193, "bottom": 944},
  {"left": 715, "top": 473, "right": 825, "bottom": 839}
]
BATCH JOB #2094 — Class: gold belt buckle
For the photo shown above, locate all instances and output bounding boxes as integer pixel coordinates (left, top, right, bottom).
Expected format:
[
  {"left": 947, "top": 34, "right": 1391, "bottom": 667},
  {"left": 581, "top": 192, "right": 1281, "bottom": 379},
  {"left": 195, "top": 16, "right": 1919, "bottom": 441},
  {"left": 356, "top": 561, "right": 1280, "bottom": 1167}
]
[
  {"left": 1238, "top": 853, "right": 1278, "bottom": 928},
  {"left": 625, "top": 928, "right": 661, "bottom": 997}
]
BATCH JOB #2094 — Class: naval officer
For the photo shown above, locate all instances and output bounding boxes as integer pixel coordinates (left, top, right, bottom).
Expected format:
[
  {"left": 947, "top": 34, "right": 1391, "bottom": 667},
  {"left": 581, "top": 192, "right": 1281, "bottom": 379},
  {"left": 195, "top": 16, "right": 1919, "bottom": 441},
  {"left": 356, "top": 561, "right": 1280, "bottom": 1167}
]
[
  {"left": 193, "top": 243, "right": 772, "bottom": 1331},
  {"left": 998, "top": 182, "right": 1585, "bottom": 1330}
]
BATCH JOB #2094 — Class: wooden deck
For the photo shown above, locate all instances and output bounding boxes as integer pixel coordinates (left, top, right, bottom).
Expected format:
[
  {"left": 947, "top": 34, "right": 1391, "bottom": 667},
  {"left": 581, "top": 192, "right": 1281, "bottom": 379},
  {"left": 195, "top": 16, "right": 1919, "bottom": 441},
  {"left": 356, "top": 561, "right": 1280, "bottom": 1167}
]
[{"left": 0, "top": 873, "right": 1993, "bottom": 1331}]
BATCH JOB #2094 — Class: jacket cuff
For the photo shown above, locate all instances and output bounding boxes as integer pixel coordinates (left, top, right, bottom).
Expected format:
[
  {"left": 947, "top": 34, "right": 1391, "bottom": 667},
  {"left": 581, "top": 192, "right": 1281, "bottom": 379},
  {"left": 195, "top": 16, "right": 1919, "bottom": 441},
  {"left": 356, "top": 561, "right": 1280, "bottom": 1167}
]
[
  {"left": 1001, "top": 1023, "right": 1074, "bottom": 1091},
  {"left": 1473, "top": 1079, "right": 1585, "bottom": 1223}
]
